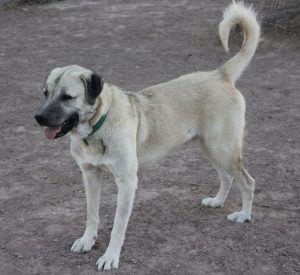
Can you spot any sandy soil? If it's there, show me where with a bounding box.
[0,0,299,274]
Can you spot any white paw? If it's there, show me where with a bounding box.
[227,211,251,223]
[202,197,224,208]
[96,250,120,271]
[71,236,96,253]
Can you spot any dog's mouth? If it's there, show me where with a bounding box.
[44,114,79,140]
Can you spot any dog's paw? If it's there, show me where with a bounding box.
[71,236,96,253]
[96,250,120,271]
[227,211,250,223]
[202,197,224,208]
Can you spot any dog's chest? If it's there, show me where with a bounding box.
[70,137,111,168]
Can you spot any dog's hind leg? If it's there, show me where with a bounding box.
[198,136,233,208]
[199,111,255,222]
[202,165,233,208]
[227,162,255,223]
[201,138,255,223]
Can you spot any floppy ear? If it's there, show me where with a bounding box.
[81,73,104,105]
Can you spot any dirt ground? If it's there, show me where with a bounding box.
[0,0,299,274]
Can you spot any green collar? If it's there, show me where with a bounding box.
[83,113,107,145]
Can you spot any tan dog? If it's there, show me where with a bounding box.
[35,1,260,271]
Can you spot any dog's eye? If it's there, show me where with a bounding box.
[61,94,75,101]
[44,90,49,98]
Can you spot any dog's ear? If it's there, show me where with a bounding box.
[80,73,104,105]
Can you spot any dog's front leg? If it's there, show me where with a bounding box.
[96,161,137,271]
[71,166,103,253]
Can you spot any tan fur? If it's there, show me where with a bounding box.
[43,2,260,271]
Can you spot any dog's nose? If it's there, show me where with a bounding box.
[35,114,47,126]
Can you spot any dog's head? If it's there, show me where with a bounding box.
[35,65,103,139]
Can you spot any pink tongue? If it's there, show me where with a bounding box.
[44,127,62,140]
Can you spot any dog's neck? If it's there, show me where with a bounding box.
[89,83,113,126]
[71,84,113,140]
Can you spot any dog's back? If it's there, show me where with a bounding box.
[134,2,260,166]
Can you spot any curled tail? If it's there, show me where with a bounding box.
[219,1,260,83]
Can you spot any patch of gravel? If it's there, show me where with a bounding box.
[0,0,63,9]
[247,0,300,33]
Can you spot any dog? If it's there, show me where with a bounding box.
[35,1,260,271]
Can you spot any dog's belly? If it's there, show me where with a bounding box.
[137,147,169,166]
[137,127,198,166]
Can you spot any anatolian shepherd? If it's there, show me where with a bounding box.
[35,1,260,271]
